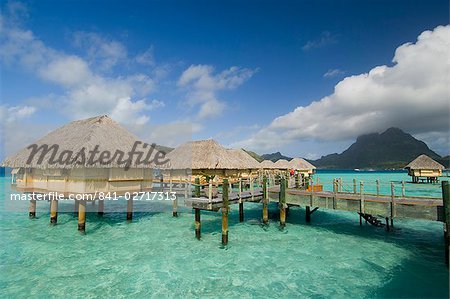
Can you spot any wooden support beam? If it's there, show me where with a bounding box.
[194,177,200,198]
[74,199,79,215]
[98,199,104,216]
[50,199,58,224]
[78,200,86,232]
[194,208,201,239]
[359,182,364,226]
[262,175,269,224]
[402,181,406,197]
[238,178,243,222]
[306,206,311,223]
[390,182,395,228]
[376,180,380,197]
[295,173,299,188]
[29,197,36,219]
[442,181,449,266]
[279,177,286,228]
[332,179,337,209]
[222,178,229,245]
[171,174,178,217]
[353,179,357,194]
[126,198,133,221]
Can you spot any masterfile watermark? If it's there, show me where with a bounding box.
[10,191,178,201]
[26,141,169,170]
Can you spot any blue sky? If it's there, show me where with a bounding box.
[1,0,449,159]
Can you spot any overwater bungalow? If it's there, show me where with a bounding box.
[274,159,291,171]
[288,157,316,177]
[1,115,160,229]
[404,154,445,183]
[260,160,277,170]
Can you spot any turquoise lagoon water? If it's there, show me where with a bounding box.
[1,171,449,298]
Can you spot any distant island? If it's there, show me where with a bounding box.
[251,127,449,169]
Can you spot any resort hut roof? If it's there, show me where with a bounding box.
[260,160,277,169]
[289,157,316,170]
[227,149,261,169]
[404,155,445,170]
[1,115,164,169]
[274,159,291,170]
[164,139,250,170]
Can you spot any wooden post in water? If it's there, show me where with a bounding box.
[262,175,269,224]
[127,197,133,221]
[78,200,86,232]
[306,206,311,223]
[194,208,201,239]
[50,199,58,224]
[98,199,104,216]
[359,182,364,226]
[390,182,395,229]
[222,178,230,245]
[353,179,357,194]
[171,174,178,217]
[441,181,449,266]
[401,181,406,197]
[295,173,299,188]
[279,177,286,228]
[339,178,343,192]
[376,180,380,197]
[250,177,254,201]
[194,177,200,198]
[332,179,337,209]
[239,178,244,222]
[29,196,36,219]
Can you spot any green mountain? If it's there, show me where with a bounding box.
[261,152,293,162]
[311,127,442,169]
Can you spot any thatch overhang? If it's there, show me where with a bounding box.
[404,154,445,170]
[289,157,317,171]
[1,115,166,169]
[274,159,291,170]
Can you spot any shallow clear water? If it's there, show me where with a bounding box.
[1,172,449,298]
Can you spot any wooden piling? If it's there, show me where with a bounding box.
[171,174,178,217]
[239,178,244,222]
[332,179,337,209]
[359,182,364,226]
[127,198,133,221]
[98,199,104,216]
[306,206,311,223]
[279,176,286,228]
[353,179,357,194]
[222,178,229,245]
[295,173,299,188]
[339,178,343,192]
[376,180,380,197]
[194,208,201,239]
[401,181,406,197]
[50,199,58,224]
[78,200,86,232]
[194,177,200,197]
[442,181,449,265]
[262,175,269,224]
[390,182,395,228]
[29,197,36,219]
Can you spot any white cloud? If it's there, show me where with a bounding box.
[72,31,128,72]
[0,104,36,123]
[235,25,450,154]
[0,5,161,125]
[135,46,155,66]
[323,68,345,78]
[178,64,256,119]
[302,31,337,51]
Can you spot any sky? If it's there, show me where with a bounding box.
[0,0,449,160]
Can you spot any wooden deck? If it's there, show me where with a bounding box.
[185,186,444,222]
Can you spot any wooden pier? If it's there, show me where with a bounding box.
[185,176,449,264]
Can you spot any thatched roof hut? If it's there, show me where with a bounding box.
[289,157,316,171]
[274,159,291,170]
[2,115,167,169]
[163,139,256,177]
[227,149,261,170]
[260,160,277,169]
[404,154,445,183]
[2,115,158,194]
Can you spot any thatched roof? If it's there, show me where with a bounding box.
[227,149,261,169]
[274,159,291,169]
[404,154,445,170]
[289,157,316,170]
[260,160,277,169]
[1,115,165,169]
[163,139,254,170]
